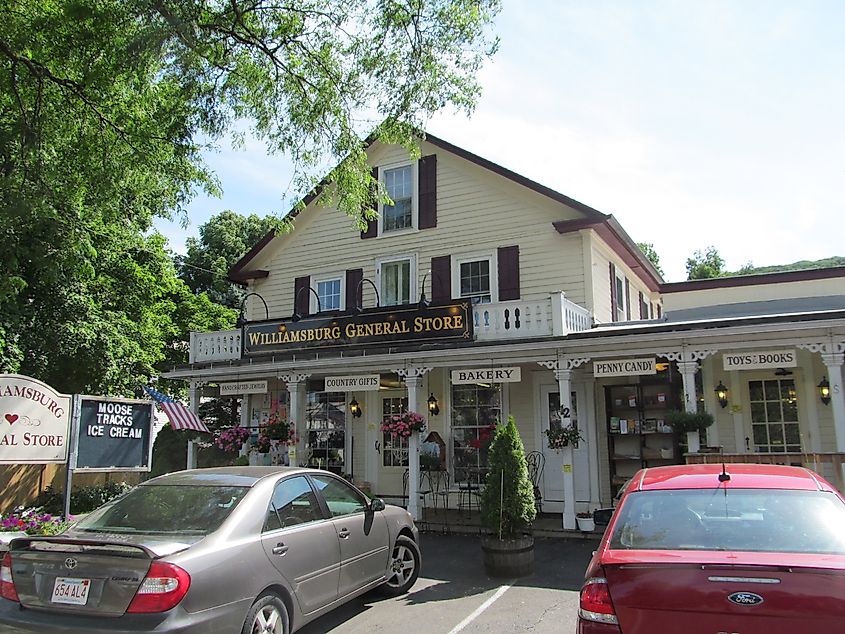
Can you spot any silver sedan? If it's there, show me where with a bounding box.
[0,467,421,633]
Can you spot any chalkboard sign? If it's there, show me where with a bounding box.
[76,397,153,471]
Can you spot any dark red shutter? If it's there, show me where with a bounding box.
[346,268,363,311]
[430,255,451,302]
[497,245,520,301]
[418,155,437,229]
[624,278,631,320]
[294,276,311,317]
[638,291,645,319]
[361,166,378,239]
[609,263,617,321]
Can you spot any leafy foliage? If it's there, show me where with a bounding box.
[178,211,282,308]
[479,416,536,539]
[0,0,500,395]
[637,242,664,276]
[686,246,726,280]
[666,410,714,434]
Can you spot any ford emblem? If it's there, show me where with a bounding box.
[64,557,78,570]
[727,591,764,606]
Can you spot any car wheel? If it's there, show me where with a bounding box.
[242,593,289,634]
[381,535,420,596]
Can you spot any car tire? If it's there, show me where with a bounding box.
[242,593,289,634]
[380,535,420,596]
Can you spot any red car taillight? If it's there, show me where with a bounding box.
[579,577,618,626]
[0,553,19,602]
[126,561,190,613]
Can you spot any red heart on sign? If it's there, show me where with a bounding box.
[4,414,18,425]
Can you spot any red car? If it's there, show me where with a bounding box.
[578,463,845,634]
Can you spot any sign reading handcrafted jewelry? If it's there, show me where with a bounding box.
[219,380,268,396]
[0,374,70,464]
[243,302,472,355]
[593,357,656,378]
[722,349,797,371]
[76,397,153,471]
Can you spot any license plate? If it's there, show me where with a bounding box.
[51,577,91,605]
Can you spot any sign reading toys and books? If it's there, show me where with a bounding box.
[75,397,153,471]
[722,349,797,371]
[0,374,71,464]
[243,302,472,355]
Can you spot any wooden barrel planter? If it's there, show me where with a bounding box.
[481,534,534,577]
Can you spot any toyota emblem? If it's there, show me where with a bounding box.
[64,557,78,570]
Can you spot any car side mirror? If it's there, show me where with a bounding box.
[592,508,614,527]
[369,498,386,512]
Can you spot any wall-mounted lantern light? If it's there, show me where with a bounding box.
[292,286,321,322]
[818,377,831,406]
[714,380,729,408]
[236,292,270,328]
[427,393,440,416]
[349,396,362,418]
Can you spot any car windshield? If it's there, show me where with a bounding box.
[75,484,249,536]
[609,488,845,554]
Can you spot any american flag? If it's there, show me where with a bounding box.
[143,386,210,433]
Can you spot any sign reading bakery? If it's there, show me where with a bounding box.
[451,367,522,384]
[722,349,797,371]
[0,374,71,463]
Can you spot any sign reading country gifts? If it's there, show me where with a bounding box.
[243,302,472,355]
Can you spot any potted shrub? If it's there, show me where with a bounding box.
[666,410,714,453]
[479,416,537,577]
[576,511,595,532]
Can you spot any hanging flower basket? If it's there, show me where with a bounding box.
[544,423,583,451]
[380,411,426,439]
[214,426,251,453]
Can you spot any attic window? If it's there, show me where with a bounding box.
[382,165,414,232]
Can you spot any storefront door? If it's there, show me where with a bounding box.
[378,393,409,503]
[540,386,589,512]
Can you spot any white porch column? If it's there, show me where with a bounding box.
[677,360,701,453]
[555,368,577,531]
[395,365,432,521]
[187,380,200,469]
[822,352,845,453]
[282,373,310,466]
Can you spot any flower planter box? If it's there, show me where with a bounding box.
[481,534,534,577]
[576,517,595,532]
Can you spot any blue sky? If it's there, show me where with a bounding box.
[157,1,845,282]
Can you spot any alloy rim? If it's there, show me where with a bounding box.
[386,544,416,588]
[253,604,282,634]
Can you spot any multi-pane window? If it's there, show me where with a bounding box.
[381,259,411,306]
[615,276,626,321]
[749,379,800,453]
[316,278,342,312]
[452,383,502,484]
[383,396,410,467]
[459,260,491,304]
[304,391,346,473]
[383,165,413,232]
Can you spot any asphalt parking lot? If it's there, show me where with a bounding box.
[299,533,598,634]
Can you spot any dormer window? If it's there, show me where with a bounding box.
[382,164,414,233]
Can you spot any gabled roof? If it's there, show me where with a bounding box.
[553,216,664,291]
[228,131,628,282]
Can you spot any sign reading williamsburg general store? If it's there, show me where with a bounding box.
[243,302,472,355]
[0,374,71,463]
[593,357,657,378]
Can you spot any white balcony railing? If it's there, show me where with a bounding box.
[473,292,592,341]
[190,329,241,363]
[188,293,593,362]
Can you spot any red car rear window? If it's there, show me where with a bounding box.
[608,489,845,554]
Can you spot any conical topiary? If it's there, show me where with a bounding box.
[479,416,537,539]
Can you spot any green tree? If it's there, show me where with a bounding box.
[686,246,726,280]
[479,416,536,539]
[637,242,664,276]
[178,211,281,308]
[1,0,499,394]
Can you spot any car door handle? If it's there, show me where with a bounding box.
[338,528,350,539]
[271,543,288,556]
